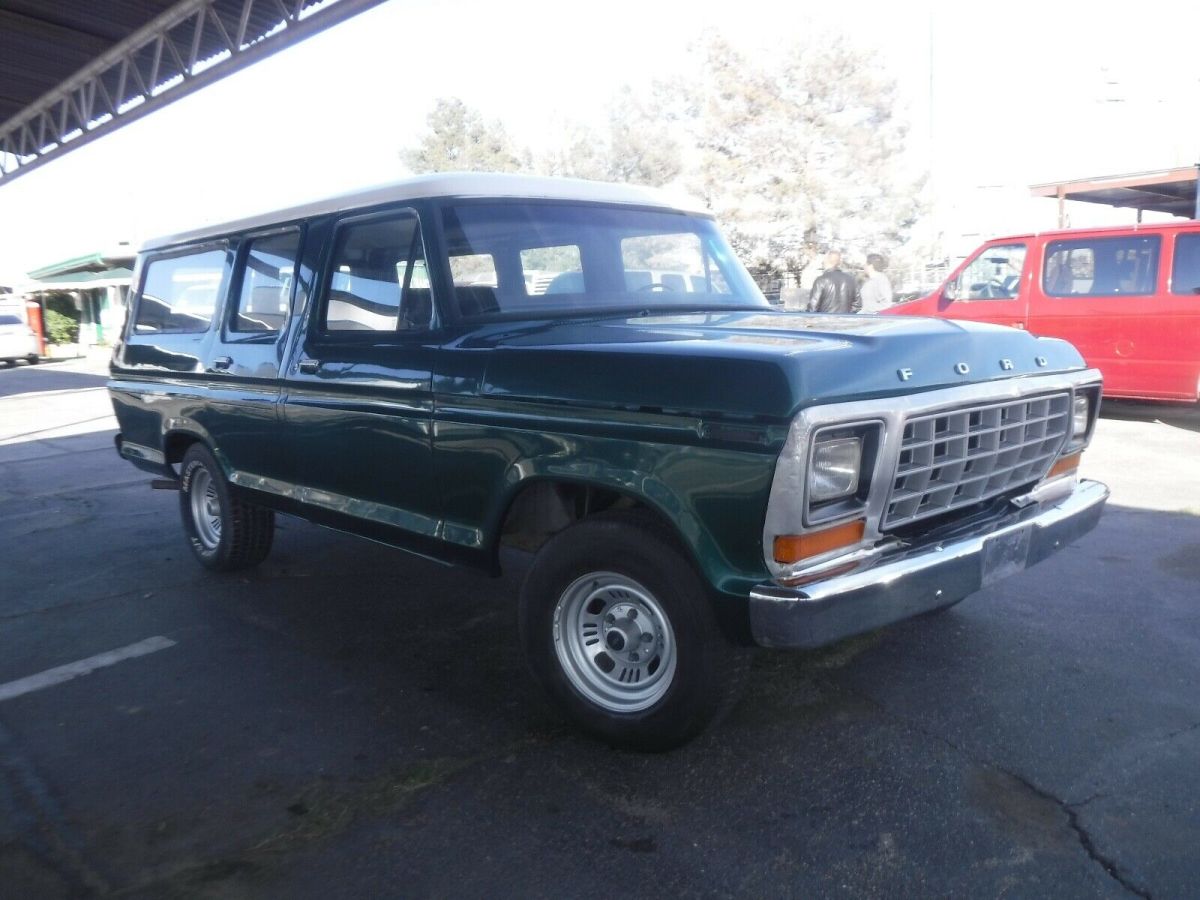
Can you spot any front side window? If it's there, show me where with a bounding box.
[1171,233,1200,296]
[323,212,431,333]
[134,248,226,334]
[1043,235,1160,298]
[440,202,766,320]
[951,243,1026,300]
[232,230,299,333]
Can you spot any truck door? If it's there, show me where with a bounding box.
[280,208,441,539]
[200,228,301,481]
[930,242,1030,331]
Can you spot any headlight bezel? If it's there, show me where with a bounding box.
[1063,384,1100,454]
[804,422,883,526]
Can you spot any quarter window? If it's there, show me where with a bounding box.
[952,244,1026,300]
[323,212,431,333]
[232,231,299,333]
[1171,233,1200,296]
[134,248,226,334]
[1043,236,1160,297]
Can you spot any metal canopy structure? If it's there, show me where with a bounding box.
[0,0,386,184]
[1030,165,1200,226]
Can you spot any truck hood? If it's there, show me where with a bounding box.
[457,309,1087,421]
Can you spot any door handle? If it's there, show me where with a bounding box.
[212,356,233,370]
[297,359,321,374]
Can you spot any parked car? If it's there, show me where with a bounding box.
[108,174,1108,749]
[885,222,1200,403]
[0,308,39,366]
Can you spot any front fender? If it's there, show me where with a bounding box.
[476,432,777,599]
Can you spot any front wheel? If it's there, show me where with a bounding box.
[519,511,748,751]
[179,444,274,571]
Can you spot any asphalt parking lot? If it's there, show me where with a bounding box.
[1,355,1197,899]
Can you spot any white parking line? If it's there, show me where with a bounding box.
[0,636,177,703]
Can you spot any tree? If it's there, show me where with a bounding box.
[398,34,926,282]
[401,98,530,174]
[535,87,682,188]
[402,92,683,188]
[673,35,926,280]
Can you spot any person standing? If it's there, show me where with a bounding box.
[807,251,861,314]
[860,253,894,313]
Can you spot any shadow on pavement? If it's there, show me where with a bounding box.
[0,362,110,398]
[2,425,1199,898]
[1101,398,1200,433]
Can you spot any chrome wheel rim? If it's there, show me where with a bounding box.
[189,466,222,551]
[553,572,677,713]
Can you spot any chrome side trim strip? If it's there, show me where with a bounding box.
[119,440,165,465]
[228,470,484,548]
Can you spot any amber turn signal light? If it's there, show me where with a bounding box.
[774,518,866,564]
[1048,452,1081,480]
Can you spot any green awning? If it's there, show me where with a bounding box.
[28,267,133,290]
[26,253,109,281]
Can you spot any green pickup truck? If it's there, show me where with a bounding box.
[109,174,1107,749]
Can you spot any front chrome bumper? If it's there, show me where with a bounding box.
[748,478,1109,649]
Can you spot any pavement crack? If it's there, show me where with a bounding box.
[0,719,111,896]
[1001,768,1151,900]
[0,578,202,622]
[828,678,1152,899]
[1156,720,1200,744]
[1066,791,1106,809]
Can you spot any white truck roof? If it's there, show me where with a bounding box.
[142,173,709,252]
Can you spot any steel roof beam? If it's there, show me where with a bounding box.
[0,0,386,185]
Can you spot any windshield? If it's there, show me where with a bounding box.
[440,202,768,320]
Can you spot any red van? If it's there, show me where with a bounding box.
[885,222,1200,402]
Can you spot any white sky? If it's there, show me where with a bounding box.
[1,0,1198,281]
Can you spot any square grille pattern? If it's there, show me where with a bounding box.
[883,393,1071,530]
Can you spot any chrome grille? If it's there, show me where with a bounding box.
[883,393,1072,530]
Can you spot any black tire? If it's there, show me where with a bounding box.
[26,355,38,365]
[519,510,749,751]
[179,443,274,571]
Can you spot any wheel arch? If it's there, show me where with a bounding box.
[489,468,755,643]
[161,424,227,477]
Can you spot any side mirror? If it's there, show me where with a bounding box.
[942,279,959,304]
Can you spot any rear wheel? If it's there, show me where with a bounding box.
[179,444,274,571]
[25,354,38,365]
[519,511,748,751]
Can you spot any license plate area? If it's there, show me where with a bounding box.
[981,524,1033,587]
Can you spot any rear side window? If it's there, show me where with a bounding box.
[134,248,227,334]
[0,314,23,325]
[1171,233,1200,296]
[323,212,431,333]
[232,231,299,333]
[1043,236,1160,297]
